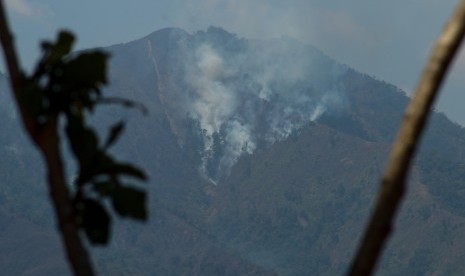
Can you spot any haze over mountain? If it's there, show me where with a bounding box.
[2,27,465,275]
[138,27,348,183]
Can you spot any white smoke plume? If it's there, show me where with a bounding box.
[218,120,256,175]
[175,28,348,182]
[189,44,236,137]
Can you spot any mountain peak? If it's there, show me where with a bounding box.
[202,26,238,40]
[130,26,349,183]
[144,26,190,41]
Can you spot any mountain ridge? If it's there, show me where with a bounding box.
[2,27,465,275]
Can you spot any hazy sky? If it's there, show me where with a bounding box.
[3,0,465,125]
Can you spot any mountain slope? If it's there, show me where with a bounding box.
[2,27,465,275]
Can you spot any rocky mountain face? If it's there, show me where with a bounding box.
[2,27,465,275]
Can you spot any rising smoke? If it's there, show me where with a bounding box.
[165,28,348,183]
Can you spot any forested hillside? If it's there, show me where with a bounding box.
[2,27,465,275]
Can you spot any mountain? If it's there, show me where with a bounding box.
[2,27,465,275]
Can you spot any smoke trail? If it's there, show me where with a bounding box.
[185,42,237,179]
[310,104,326,122]
[176,28,348,182]
[189,44,236,137]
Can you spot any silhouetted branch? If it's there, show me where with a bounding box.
[0,1,95,275]
[97,97,149,115]
[348,1,465,275]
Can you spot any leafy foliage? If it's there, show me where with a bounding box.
[20,31,147,245]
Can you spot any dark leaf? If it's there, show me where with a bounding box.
[90,155,147,181]
[111,186,147,220]
[104,120,125,149]
[63,51,108,90]
[93,181,115,196]
[110,163,147,181]
[65,116,99,169]
[43,31,75,65]
[79,199,111,245]
[97,97,148,115]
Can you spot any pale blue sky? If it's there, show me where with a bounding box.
[3,0,465,125]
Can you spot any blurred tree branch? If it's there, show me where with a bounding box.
[0,1,95,275]
[348,1,465,275]
[1,0,147,275]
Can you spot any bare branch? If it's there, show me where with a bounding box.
[348,1,465,275]
[0,1,95,275]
